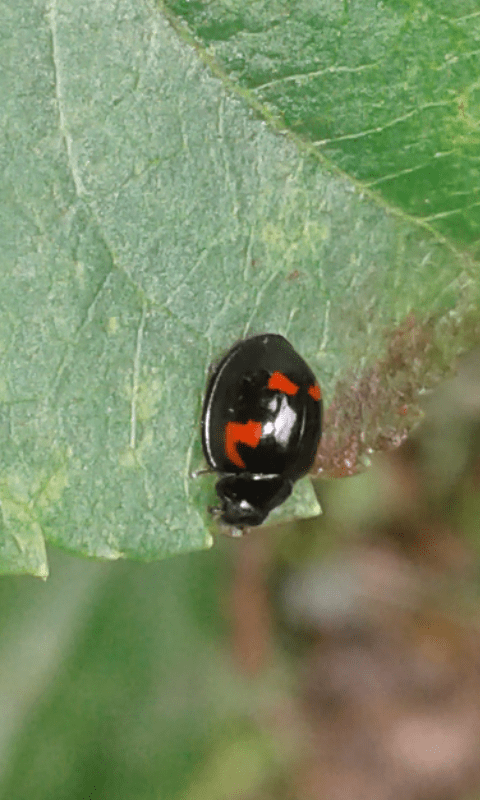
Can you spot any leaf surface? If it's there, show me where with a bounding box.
[0,0,476,573]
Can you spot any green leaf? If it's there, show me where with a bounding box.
[0,0,477,573]
[165,0,480,251]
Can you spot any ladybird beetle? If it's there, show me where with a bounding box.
[201,333,322,529]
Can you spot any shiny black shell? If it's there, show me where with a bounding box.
[201,333,322,529]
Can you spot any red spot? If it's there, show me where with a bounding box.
[268,371,299,396]
[308,383,321,401]
[225,420,262,469]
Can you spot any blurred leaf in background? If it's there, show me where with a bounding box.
[0,547,235,800]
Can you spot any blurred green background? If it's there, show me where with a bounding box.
[0,546,238,800]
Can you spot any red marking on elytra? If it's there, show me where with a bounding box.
[308,383,321,401]
[268,371,299,396]
[225,420,262,469]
